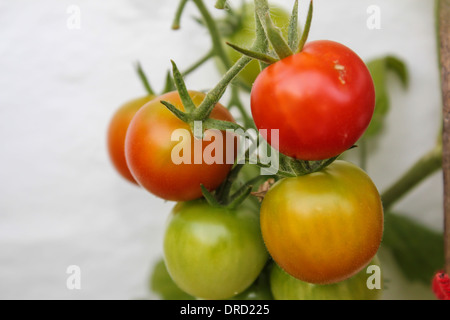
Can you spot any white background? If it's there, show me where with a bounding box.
[0,0,444,299]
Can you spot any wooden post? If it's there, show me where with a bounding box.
[438,0,450,275]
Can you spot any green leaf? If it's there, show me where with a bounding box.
[364,55,409,138]
[385,56,409,88]
[149,259,196,300]
[382,212,444,284]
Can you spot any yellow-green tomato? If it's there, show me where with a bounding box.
[163,200,269,300]
[260,160,384,285]
[221,3,293,87]
[270,256,383,300]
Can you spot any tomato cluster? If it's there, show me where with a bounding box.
[106,1,384,300]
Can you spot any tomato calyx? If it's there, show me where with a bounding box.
[159,60,245,139]
[200,163,267,210]
[271,152,341,179]
[214,0,228,10]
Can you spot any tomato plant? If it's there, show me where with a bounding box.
[270,256,383,300]
[163,199,268,300]
[251,40,375,161]
[125,90,236,201]
[260,160,384,284]
[107,95,155,184]
[106,0,448,301]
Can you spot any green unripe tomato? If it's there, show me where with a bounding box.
[270,256,383,300]
[220,3,293,87]
[163,199,269,300]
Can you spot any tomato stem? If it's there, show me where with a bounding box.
[193,55,253,120]
[192,0,231,70]
[381,144,442,211]
[181,50,215,78]
[172,0,189,30]
[359,138,368,171]
[228,85,255,130]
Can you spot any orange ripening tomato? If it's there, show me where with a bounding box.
[107,95,155,184]
[260,160,384,285]
[125,90,237,202]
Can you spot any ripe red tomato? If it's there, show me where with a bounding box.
[251,40,375,161]
[260,160,384,284]
[125,90,236,201]
[107,95,155,184]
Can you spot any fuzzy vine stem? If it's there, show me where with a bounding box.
[229,85,255,129]
[181,50,215,77]
[172,0,189,30]
[381,143,443,212]
[192,0,231,70]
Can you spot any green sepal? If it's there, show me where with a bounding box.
[288,0,300,52]
[297,0,313,53]
[135,61,155,96]
[159,100,190,123]
[170,60,196,113]
[276,153,340,178]
[225,42,278,64]
[203,118,246,132]
[254,7,270,71]
[226,184,253,209]
[163,70,175,93]
[261,12,293,59]
[200,184,222,208]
